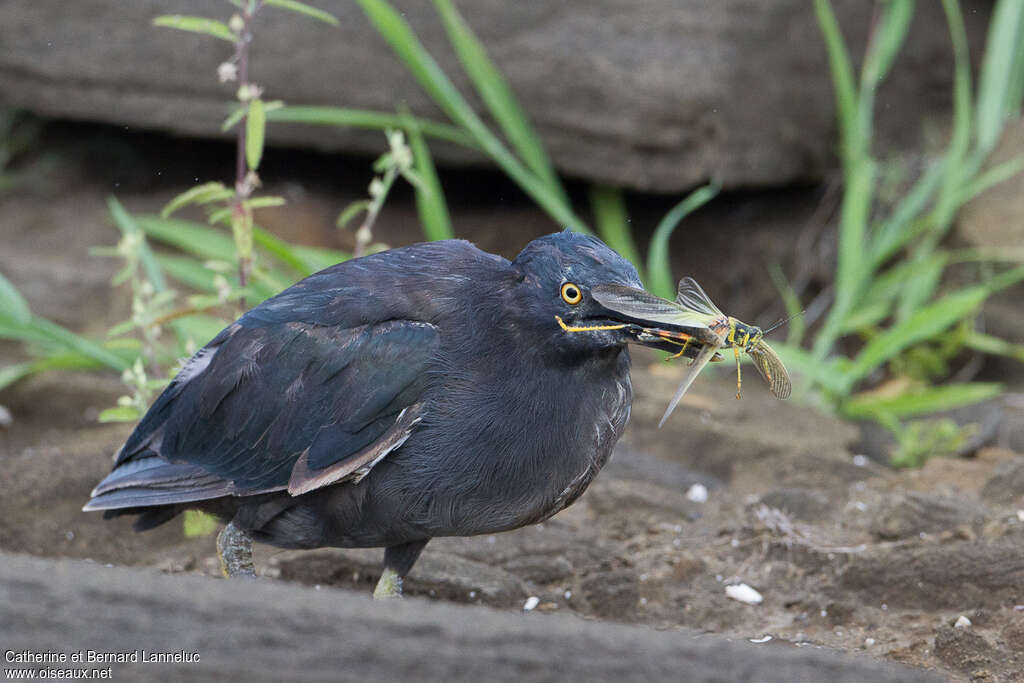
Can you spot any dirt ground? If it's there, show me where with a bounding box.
[3,123,1024,681]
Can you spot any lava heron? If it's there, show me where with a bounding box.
[84,231,704,598]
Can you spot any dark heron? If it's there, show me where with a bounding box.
[84,231,705,598]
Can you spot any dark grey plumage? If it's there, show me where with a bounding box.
[84,231,697,592]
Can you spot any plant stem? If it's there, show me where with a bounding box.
[232,1,261,295]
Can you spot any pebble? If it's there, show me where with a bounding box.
[725,583,763,605]
[954,615,972,629]
[749,635,772,644]
[864,637,875,647]
[686,483,708,503]
[523,596,539,611]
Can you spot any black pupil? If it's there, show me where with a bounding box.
[565,286,579,300]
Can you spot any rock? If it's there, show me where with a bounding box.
[501,553,574,586]
[579,568,640,619]
[0,0,991,192]
[838,536,1024,610]
[933,625,995,676]
[0,552,945,682]
[868,491,989,540]
[275,547,528,607]
[958,119,1024,249]
[980,456,1024,507]
[758,488,832,522]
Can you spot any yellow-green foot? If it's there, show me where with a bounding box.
[373,567,402,599]
[217,520,256,578]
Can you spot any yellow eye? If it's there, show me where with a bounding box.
[560,282,583,304]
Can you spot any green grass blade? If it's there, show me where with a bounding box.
[0,353,107,392]
[26,316,129,371]
[772,343,847,396]
[856,0,914,144]
[965,331,1024,362]
[848,265,1024,381]
[137,216,237,262]
[174,314,231,348]
[107,197,169,293]
[894,253,944,322]
[588,185,640,273]
[0,270,31,324]
[867,0,915,86]
[152,15,236,42]
[290,245,349,272]
[951,156,1024,206]
[870,158,946,267]
[974,0,1024,158]
[843,382,1003,419]
[355,0,591,232]
[269,106,476,148]
[767,264,806,346]
[399,107,454,241]
[252,226,313,276]
[263,0,339,25]
[432,0,568,206]
[246,99,266,171]
[934,0,973,231]
[814,0,858,160]
[153,254,220,293]
[646,183,720,299]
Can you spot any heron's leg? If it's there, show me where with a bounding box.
[373,539,429,600]
[217,520,256,578]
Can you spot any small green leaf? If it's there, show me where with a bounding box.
[98,406,142,423]
[207,206,233,226]
[152,15,237,42]
[161,182,232,218]
[337,200,371,228]
[222,106,247,133]
[244,196,286,210]
[246,98,266,171]
[108,197,169,293]
[263,0,339,25]
[0,270,31,324]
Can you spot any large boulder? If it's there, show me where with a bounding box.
[0,0,989,192]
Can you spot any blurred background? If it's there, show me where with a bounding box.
[2,1,1024,679]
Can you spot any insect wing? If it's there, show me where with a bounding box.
[676,277,724,317]
[658,342,720,427]
[748,343,792,399]
[591,284,714,330]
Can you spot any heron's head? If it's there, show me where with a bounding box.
[509,231,703,360]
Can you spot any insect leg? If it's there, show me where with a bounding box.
[734,347,742,400]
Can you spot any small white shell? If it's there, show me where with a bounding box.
[725,583,763,605]
[686,483,709,503]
